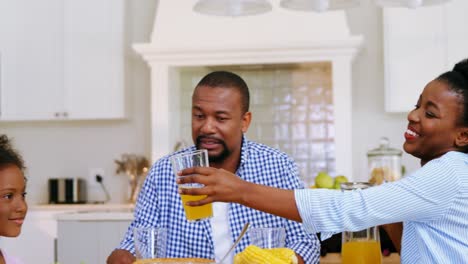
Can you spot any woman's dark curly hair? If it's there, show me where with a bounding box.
[437,58,468,127]
[437,58,468,153]
[0,135,26,171]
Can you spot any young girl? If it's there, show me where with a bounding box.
[0,135,27,264]
[177,58,468,263]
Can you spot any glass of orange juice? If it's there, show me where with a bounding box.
[340,182,382,264]
[171,149,213,222]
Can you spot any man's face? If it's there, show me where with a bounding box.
[192,85,251,164]
[0,164,27,237]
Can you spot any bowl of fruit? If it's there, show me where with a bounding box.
[311,171,348,190]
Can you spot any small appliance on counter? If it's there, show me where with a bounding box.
[48,178,87,204]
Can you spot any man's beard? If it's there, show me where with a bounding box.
[196,136,231,163]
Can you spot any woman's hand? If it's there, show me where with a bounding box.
[177,166,303,222]
[177,167,246,205]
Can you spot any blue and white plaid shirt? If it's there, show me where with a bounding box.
[119,137,320,263]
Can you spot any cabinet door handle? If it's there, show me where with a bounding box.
[63,112,68,118]
[54,238,58,263]
[55,112,60,117]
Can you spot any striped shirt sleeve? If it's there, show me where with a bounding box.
[294,153,461,235]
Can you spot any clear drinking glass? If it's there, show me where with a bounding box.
[340,182,382,264]
[170,149,213,221]
[134,227,167,259]
[249,227,286,249]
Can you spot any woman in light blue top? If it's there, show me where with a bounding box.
[178,58,468,263]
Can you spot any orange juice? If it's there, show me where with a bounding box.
[180,193,213,221]
[341,240,382,264]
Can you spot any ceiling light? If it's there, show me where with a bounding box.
[280,0,361,12]
[193,0,273,17]
[375,0,451,8]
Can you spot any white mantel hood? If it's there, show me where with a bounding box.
[146,0,357,51]
[133,0,363,180]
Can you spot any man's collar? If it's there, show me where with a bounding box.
[239,134,249,167]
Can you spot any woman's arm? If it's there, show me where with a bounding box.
[177,167,303,222]
[242,180,302,222]
[180,159,459,235]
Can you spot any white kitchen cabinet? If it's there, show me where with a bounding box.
[0,0,65,120]
[62,0,125,120]
[57,212,132,264]
[0,204,133,264]
[0,210,70,264]
[0,0,125,121]
[383,0,468,113]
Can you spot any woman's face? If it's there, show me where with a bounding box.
[404,80,466,165]
[0,164,27,237]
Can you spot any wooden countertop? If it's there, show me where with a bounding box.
[320,253,400,264]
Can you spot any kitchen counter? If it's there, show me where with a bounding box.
[57,210,134,221]
[0,203,133,264]
[56,208,133,264]
[30,203,134,212]
[28,203,136,221]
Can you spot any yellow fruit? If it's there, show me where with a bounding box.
[314,172,334,189]
[333,175,348,189]
[265,248,298,264]
[234,245,297,264]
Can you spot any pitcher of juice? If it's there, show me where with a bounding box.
[341,182,382,264]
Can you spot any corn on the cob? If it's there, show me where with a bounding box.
[265,248,298,264]
[233,245,298,264]
[234,245,285,264]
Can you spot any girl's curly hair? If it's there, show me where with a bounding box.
[0,135,26,171]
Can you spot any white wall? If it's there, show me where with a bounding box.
[1,0,422,205]
[346,0,420,181]
[0,0,157,204]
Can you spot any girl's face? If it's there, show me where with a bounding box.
[404,80,467,165]
[0,164,27,237]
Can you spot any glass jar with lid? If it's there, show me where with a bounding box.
[367,137,402,185]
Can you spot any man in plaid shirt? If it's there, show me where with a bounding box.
[107,71,320,264]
